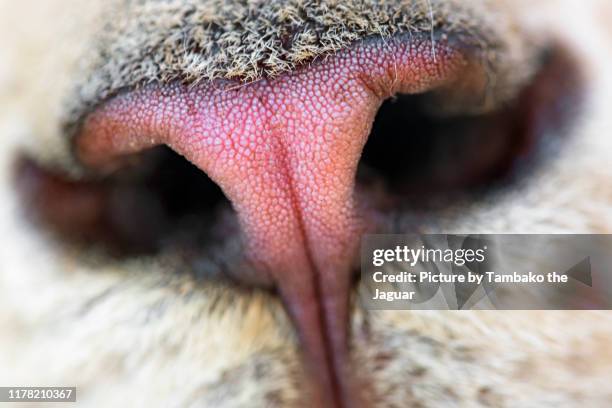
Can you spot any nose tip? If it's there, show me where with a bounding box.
[173,65,379,407]
[80,74,378,408]
[75,35,468,407]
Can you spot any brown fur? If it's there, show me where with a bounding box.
[65,0,533,130]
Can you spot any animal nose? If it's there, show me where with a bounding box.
[75,36,470,407]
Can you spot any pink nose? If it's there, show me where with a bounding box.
[76,36,468,407]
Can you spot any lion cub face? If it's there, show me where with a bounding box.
[1,0,611,406]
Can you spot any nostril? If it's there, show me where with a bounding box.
[359,45,585,212]
[358,92,520,197]
[359,94,441,188]
[142,146,227,219]
[14,146,231,256]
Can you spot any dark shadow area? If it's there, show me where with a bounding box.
[14,146,230,256]
[359,46,585,205]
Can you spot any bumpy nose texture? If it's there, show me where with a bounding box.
[77,36,467,407]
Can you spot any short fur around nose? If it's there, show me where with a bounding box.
[76,36,468,407]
